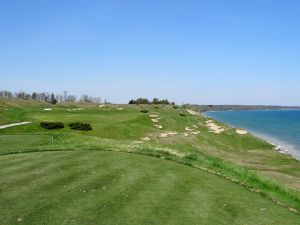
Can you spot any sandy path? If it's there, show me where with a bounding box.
[0,122,32,130]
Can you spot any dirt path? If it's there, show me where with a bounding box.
[0,122,32,130]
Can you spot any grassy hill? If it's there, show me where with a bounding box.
[0,98,300,224]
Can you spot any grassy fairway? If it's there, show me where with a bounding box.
[0,150,299,225]
[0,99,300,224]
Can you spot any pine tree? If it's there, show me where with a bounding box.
[50,93,57,105]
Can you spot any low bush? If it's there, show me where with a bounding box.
[40,122,64,130]
[179,113,187,117]
[173,106,178,109]
[140,110,149,113]
[69,122,92,131]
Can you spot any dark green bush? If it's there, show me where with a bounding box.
[69,122,92,131]
[140,110,149,113]
[173,106,178,109]
[40,122,64,130]
[179,113,187,117]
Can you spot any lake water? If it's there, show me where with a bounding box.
[204,110,300,159]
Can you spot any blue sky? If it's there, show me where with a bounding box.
[0,0,299,105]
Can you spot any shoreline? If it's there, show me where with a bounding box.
[202,112,300,161]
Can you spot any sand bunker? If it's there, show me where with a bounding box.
[98,105,106,108]
[141,137,151,141]
[206,122,224,134]
[190,131,200,135]
[186,109,199,115]
[116,107,123,110]
[183,133,189,137]
[149,115,159,118]
[43,108,52,111]
[159,131,178,138]
[236,129,248,135]
[185,127,194,131]
[154,124,163,129]
[192,125,198,128]
[151,119,159,123]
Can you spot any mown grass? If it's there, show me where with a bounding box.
[0,99,300,223]
[0,150,299,225]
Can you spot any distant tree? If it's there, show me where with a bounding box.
[31,92,37,100]
[63,90,68,102]
[50,93,57,104]
[67,95,77,102]
[152,98,159,104]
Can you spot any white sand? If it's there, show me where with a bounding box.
[98,105,106,108]
[43,108,52,111]
[206,122,224,134]
[186,109,199,115]
[159,131,178,138]
[185,127,194,131]
[116,107,123,110]
[149,114,159,118]
[151,119,159,123]
[141,137,151,141]
[190,131,200,135]
[154,124,163,129]
[236,129,248,135]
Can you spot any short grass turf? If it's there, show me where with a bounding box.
[0,150,299,225]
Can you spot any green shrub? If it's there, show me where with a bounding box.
[140,110,149,113]
[173,106,178,109]
[40,122,64,130]
[179,113,186,117]
[69,122,92,131]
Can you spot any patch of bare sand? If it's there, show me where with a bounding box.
[185,127,194,131]
[236,129,248,135]
[206,122,224,134]
[186,109,199,115]
[151,119,159,123]
[159,131,178,138]
[141,137,151,141]
[154,124,163,129]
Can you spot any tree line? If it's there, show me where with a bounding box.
[0,90,104,105]
[129,98,175,105]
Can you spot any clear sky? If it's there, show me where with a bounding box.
[0,0,299,105]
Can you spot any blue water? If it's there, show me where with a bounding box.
[205,110,300,159]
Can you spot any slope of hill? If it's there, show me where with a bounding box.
[0,99,299,224]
